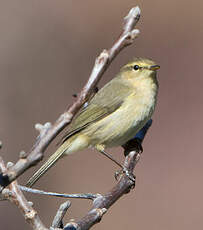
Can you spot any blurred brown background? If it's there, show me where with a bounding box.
[0,0,202,229]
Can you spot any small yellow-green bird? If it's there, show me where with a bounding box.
[26,58,160,187]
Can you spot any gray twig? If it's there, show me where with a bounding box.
[19,185,99,200]
[51,201,71,229]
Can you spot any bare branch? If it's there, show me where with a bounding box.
[0,6,141,191]
[0,157,47,230]
[123,7,141,34]
[19,185,100,200]
[64,151,141,230]
[35,122,52,138]
[51,201,71,229]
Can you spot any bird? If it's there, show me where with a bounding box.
[26,58,160,187]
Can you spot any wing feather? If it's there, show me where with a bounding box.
[61,77,133,143]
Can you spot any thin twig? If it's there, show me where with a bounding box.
[51,201,71,229]
[0,6,141,191]
[19,185,99,200]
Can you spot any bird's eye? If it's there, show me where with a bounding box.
[133,65,140,70]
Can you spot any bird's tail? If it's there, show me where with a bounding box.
[26,140,71,187]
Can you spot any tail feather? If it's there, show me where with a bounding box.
[26,141,70,187]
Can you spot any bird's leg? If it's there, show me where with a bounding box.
[96,147,123,169]
[95,144,135,182]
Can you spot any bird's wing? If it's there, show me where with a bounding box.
[61,78,133,143]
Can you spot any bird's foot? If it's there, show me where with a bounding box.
[115,167,135,185]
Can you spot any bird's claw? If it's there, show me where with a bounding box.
[114,167,135,185]
[114,170,122,181]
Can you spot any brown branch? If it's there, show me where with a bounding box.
[1,149,142,230]
[0,6,140,191]
[64,151,140,230]
[0,157,48,230]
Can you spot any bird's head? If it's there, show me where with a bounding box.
[120,58,160,83]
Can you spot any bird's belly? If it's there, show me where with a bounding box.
[83,95,156,148]
[102,106,153,147]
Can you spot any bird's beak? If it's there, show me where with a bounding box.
[149,65,160,71]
